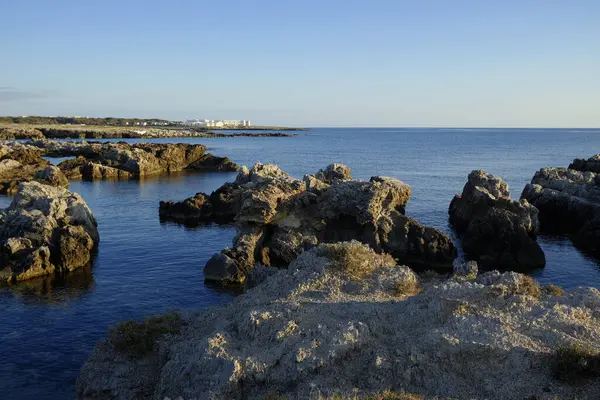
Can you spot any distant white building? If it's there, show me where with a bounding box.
[184,119,251,128]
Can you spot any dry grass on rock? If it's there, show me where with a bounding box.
[108,311,184,358]
[316,240,395,280]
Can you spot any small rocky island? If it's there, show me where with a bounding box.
[0,182,99,283]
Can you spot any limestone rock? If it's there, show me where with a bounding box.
[0,142,52,194]
[0,182,99,283]
[521,158,600,256]
[450,170,545,271]
[77,242,600,400]
[159,163,455,285]
[29,140,239,178]
[34,166,70,188]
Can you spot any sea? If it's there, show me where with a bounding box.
[1,127,599,399]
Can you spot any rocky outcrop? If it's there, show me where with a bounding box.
[0,182,99,283]
[77,242,600,400]
[0,126,45,139]
[521,155,600,255]
[449,170,545,271]
[0,142,69,194]
[27,140,239,178]
[160,163,456,284]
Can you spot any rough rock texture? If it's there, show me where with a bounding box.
[0,142,68,194]
[160,163,456,284]
[521,155,600,255]
[27,140,239,178]
[0,126,45,140]
[0,182,99,283]
[77,242,600,400]
[449,170,545,271]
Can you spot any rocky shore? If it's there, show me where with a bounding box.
[0,142,69,194]
[160,163,456,284]
[0,124,296,139]
[521,154,600,256]
[77,241,600,400]
[0,140,238,184]
[449,170,545,271]
[0,182,99,283]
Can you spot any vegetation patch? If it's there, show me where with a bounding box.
[394,277,420,297]
[108,311,184,358]
[544,283,565,296]
[316,241,395,280]
[363,391,424,400]
[514,276,542,298]
[552,343,600,382]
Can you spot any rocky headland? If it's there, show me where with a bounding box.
[521,154,600,255]
[160,163,456,284]
[449,170,545,271]
[77,241,600,400]
[0,181,99,283]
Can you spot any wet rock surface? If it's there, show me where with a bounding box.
[449,170,545,271]
[0,182,99,283]
[521,155,600,255]
[160,163,456,284]
[77,242,600,400]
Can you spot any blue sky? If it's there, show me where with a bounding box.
[2,0,599,127]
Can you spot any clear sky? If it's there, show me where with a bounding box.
[2,0,599,127]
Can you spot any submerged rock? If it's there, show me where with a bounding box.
[521,155,600,255]
[77,242,600,400]
[449,170,545,271]
[0,182,99,283]
[160,163,456,284]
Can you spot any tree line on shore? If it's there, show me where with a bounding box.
[0,116,173,126]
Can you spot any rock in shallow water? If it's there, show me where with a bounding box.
[160,163,456,284]
[521,155,600,256]
[77,242,600,400]
[0,181,99,283]
[449,170,545,271]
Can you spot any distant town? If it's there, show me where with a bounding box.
[0,116,252,128]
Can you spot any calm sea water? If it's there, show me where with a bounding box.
[1,128,599,399]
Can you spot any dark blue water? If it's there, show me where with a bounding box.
[1,128,599,399]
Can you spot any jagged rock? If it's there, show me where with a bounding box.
[453,259,478,280]
[58,156,133,180]
[160,163,456,284]
[0,142,52,194]
[77,242,600,400]
[28,140,239,178]
[0,182,99,283]
[450,170,545,271]
[521,157,600,256]
[34,166,70,188]
[0,126,44,140]
[314,163,352,183]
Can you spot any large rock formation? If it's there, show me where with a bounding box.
[160,163,456,284]
[521,155,600,255]
[0,142,69,194]
[0,182,99,283]
[449,170,545,270]
[77,242,600,400]
[0,126,45,139]
[27,140,239,179]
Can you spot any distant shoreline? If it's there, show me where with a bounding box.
[0,123,300,140]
